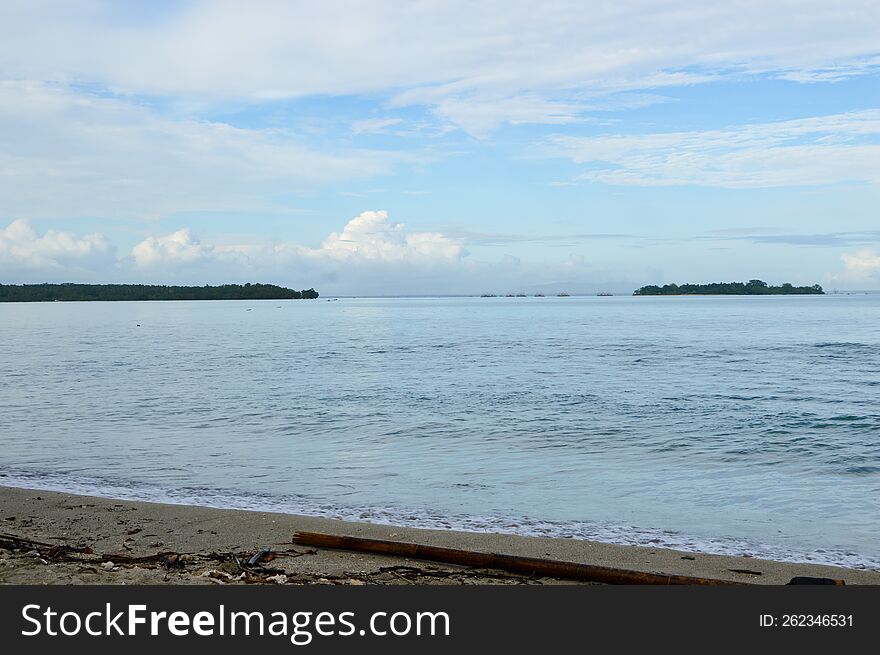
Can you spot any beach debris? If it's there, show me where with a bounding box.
[60,545,92,556]
[246,546,272,567]
[292,531,746,586]
[292,548,318,557]
[787,576,845,585]
[371,565,539,585]
[0,533,56,548]
[235,558,286,576]
[12,529,842,586]
[0,532,317,584]
[728,568,763,576]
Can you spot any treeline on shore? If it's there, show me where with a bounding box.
[0,283,319,302]
[633,280,824,296]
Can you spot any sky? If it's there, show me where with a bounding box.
[1,0,879,295]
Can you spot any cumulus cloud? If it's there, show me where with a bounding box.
[3,211,606,294]
[131,229,214,268]
[130,211,466,274]
[824,249,880,288]
[123,211,467,289]
[0,214,649,294]
[840,250,880,278]
[0,219,115,280]
[548,110,880,188]
[312,211,465,262]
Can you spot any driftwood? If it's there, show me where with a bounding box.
[787,576,845,586]
[0,533,57,549]
[291,531,745,585]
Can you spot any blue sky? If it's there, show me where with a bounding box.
[1,1,879,294]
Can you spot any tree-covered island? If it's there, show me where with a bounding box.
[633,280,823,296]
[0,283,319,302]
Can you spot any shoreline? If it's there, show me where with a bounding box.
[6,471,873,570]
[2,486,878,585]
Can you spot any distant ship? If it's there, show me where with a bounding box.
[597,292,613,297]
[557,291,570,297]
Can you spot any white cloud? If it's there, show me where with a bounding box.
[1,1,878,134]
[841,249,880,278]
[4,211,580,294]
[826,248,880,288]
[548,110,880,187]
[428,95,588,138]
[130,210,466,273]
[350,118,403,135]
[776,56,880,83]
[131,229,214,267]
[0,81,402,221]
[1,214,652,294]
[310,210,465,263]
[0,219,115,280]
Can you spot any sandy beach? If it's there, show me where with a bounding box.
[1,485,877,585]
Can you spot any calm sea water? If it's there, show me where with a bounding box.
[1,295,878,568]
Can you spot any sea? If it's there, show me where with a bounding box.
[1,294,878,569]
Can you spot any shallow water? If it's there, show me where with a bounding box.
[1,295,878,568]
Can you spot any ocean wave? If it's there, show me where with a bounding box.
[2,469,878,572]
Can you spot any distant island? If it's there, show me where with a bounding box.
[633,280,824,296]
[0,283,319,302]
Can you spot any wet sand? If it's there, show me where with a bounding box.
[1,486,878,585]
